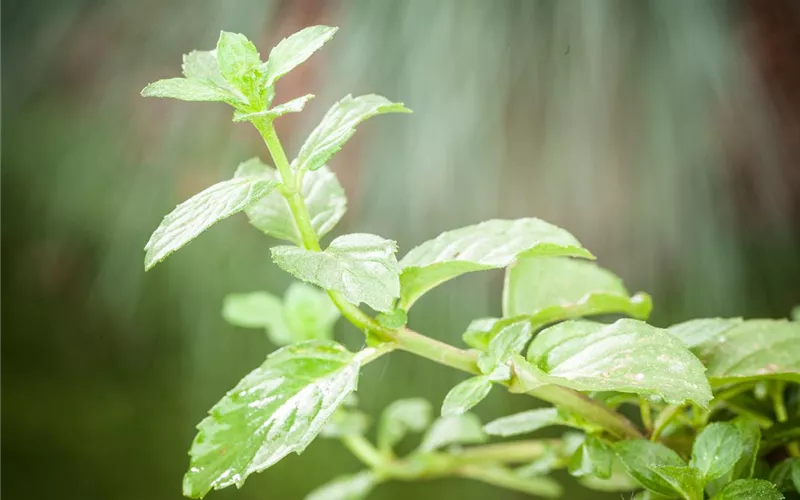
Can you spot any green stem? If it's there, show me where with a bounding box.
[651,404,684,442]
[448,440,557,465]
[255,119,643,442]
[771,381,788,423]
[456,465,562,497]
[342,434,385,470]
[640,397,653,432]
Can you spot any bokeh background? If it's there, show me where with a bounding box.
[3,1,800,499]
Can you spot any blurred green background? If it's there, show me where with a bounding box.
[3,0,800,499]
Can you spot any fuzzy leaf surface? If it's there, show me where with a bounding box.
[503,256,652,320]
[670,318,800,384]
[399,219,593,309]
[296,94,410,172]
[144,176,277,270]
[441,376,492,417]
[264,26,338,86]
[183,341,364,498]
[527,319,712,406]
[271,233,399,312]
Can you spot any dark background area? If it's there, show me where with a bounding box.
[3,1,800,499]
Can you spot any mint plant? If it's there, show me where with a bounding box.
[142,26,800,500]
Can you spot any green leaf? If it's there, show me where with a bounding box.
[569,435,614,479]
[141,78,245,105]
[462,317,501,350]
[503,256,652,320]
[690,422,746,482]
[515,446,561,477]
[615,440,687,497]
[182,340,365,498]
[670,319,800,384]
[222,284,338,345]
[182,50,225,83]
[233,94,315,122]
[580,457,642,493]
[441,376,492,417]
[710,479,784,500]
[399,219,594,310]
[272,233,400,312]
[793,460,800,494]
[222,291,293,345]
[144,176,278,270]
[706,418,762,496]
[526,319,712,407]
[283,283,340,341]
[650,466,704,500]
[375,308,408,329]
[296,94,411,172]
[234,158,347,245]
[418,413,487,452]
[321,409,371,438]
[305,470,376,500]
[377,398,432,452]
[483,408,563,437]
[668,318,743,349]
[478,320,533,376]
[216,31,260,89]
[264,26,338,87]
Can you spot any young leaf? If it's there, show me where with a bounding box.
[615,440,687,497]
[477,320,533,376]
[144,176,278,270]
[503,256,652,320]
[526,319,712,407]
[690,422,746,482]
[650,466,704,500]
[183,341,365,498]
[216,31,261,89]
[706,418,762,496]
[321,409,371,438]
[271,233,400,312]
[222,291,294,345]
[579,457,642,493]
[141,78,245,105]
[182,50,225,83]
[515,446,561,477]
[710,479,784,500]
[295,94,411,172]
[264,26,338,87]
[234,158,347,245]
[283,283,340,341]
[441,376,492,417]
[569,435,614,479]
[233,94,315,122]
[483,408,563,437]
[398,218,594,310]
[305,470,376,500]
[375,308,408,329]
[418,413,487,452]
[377,398,432,452]
[670,319,800,384]
[462,317,501,350]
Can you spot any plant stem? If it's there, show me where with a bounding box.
[640,397,653,432]
[255,120,643,442]
[456,465,562,497]
[448,440,557,465]
[651,404,684,442]
[342,434,385,469]
[771,381,788,423]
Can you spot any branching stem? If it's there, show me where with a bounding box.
[255,118,644,442]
